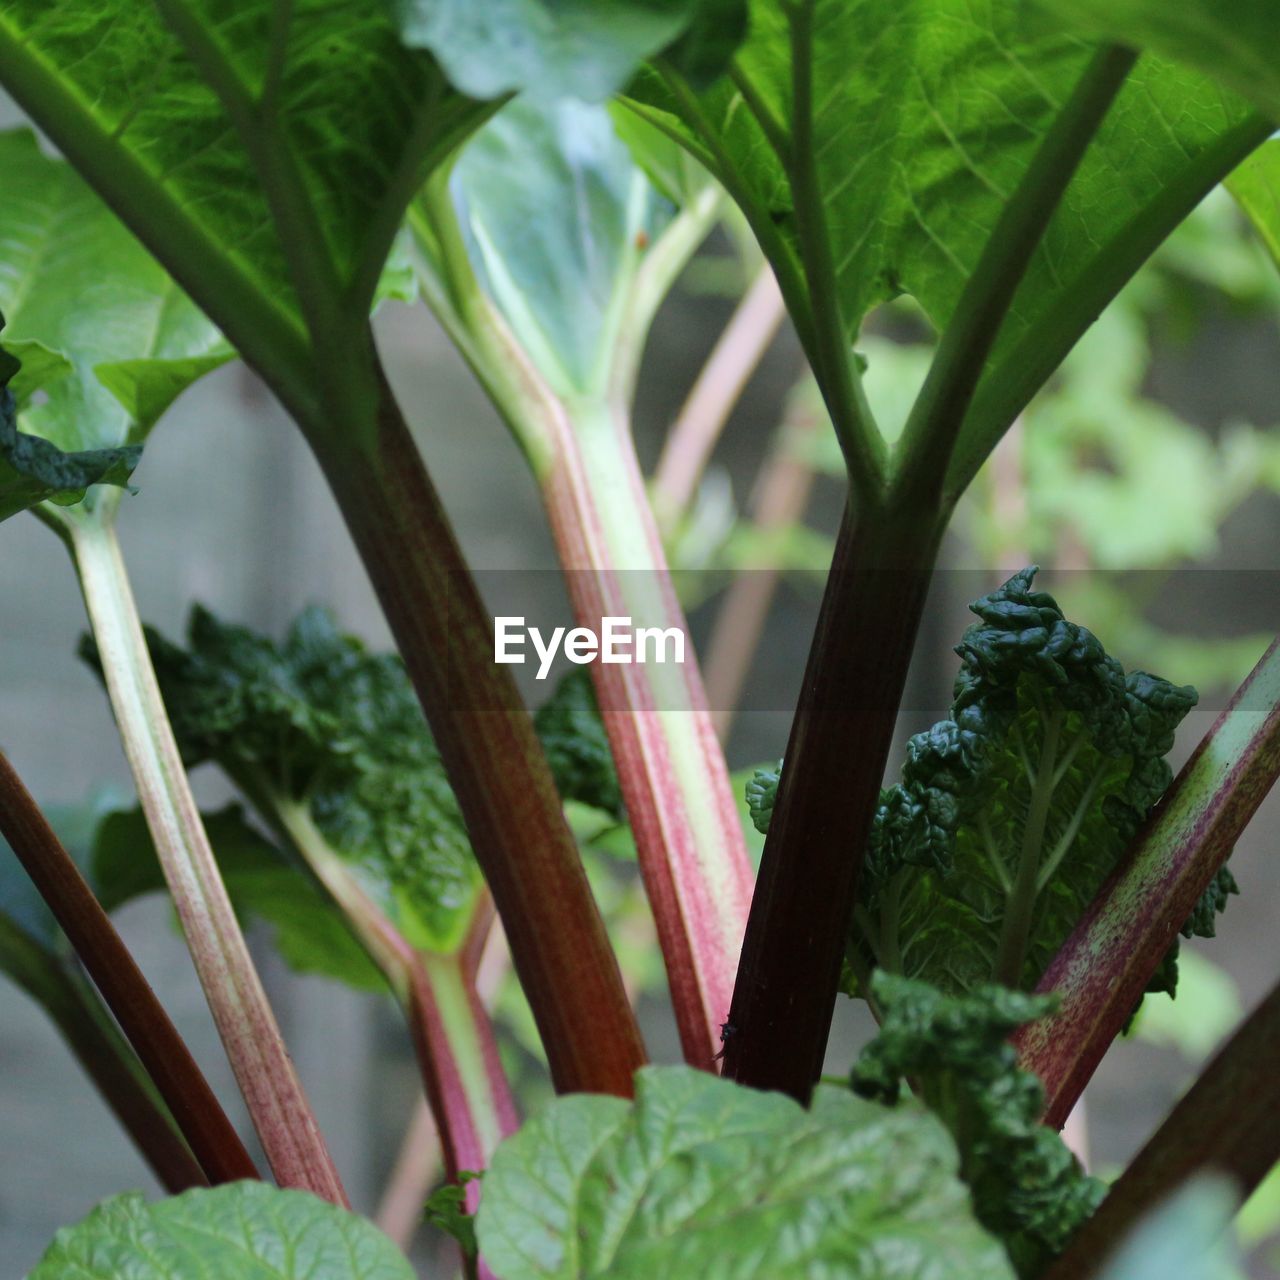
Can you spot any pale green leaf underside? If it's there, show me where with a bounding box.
[393,0,745,102]
[30,1181,413,1279]
[449,99,663,396]
[477,1065,1015,1279]
[0,0,478,341]
[1029,0,1280,125]
[0,128,229,458]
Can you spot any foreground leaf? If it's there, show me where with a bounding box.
[477,1064,1015,1279]
[855,567,1203,996]
[30,1181,412,1279]
[852,974,1103,1277]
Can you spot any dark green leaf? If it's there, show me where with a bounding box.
[534,669,624,821]
[423,1173,480,1261]
[852,973,1104,1277]
[847,568,1201,996]
[393,0,746,102]
[0,0,486,359]
[1028,1,1280,124]
[30,1181,413,1279]
[124,607,483,954]
[92,805,384,992]
[477,1064,1016,1279]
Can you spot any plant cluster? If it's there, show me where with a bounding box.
[0,2,1278,1278]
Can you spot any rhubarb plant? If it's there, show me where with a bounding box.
[0,1,1279,1278]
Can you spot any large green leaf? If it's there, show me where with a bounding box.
[29,1181,413,1279]
[447,97,670,396]
[0,0,486,383]
[476,1064,1016,1279]
[0,129,229,471]
[394,0,746,101]
[1029,1,1280,124]
[625,1,1265,490]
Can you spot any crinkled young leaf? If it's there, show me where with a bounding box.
[117,606,483,955]
[0,129,230,459]
[29,1181,413,1279]
[92,805,383,992]
[852,973,1104,1278]
[394,0,746,102]
[477,1064,1016,1279]
[1028,0,1280,124]
[852,567,1204,995]
[446,97,674,396]
[535,669,624,821]
[625,2,1261,480]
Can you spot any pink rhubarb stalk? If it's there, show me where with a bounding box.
[544,396,755,1070]
[1016,637,1280,1127]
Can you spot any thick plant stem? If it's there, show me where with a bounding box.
[1017,638,1280,1127]
[1044,978,1280,1280]
[67,518,346,1203]
[0,747,255,1188]
[0,914,206,1192]
[310,367,646,1096]
[721,500,943,1098]
[269,797,517,1192]
[542,397,755,1070]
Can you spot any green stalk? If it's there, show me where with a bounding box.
[1016,639,1280,1127]
[66,512,346,1203]
[0,914,205,1193]
[0,746,255,1187]
[993,708,1064,986]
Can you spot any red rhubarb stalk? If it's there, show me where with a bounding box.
[1017,638,1280,1126]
